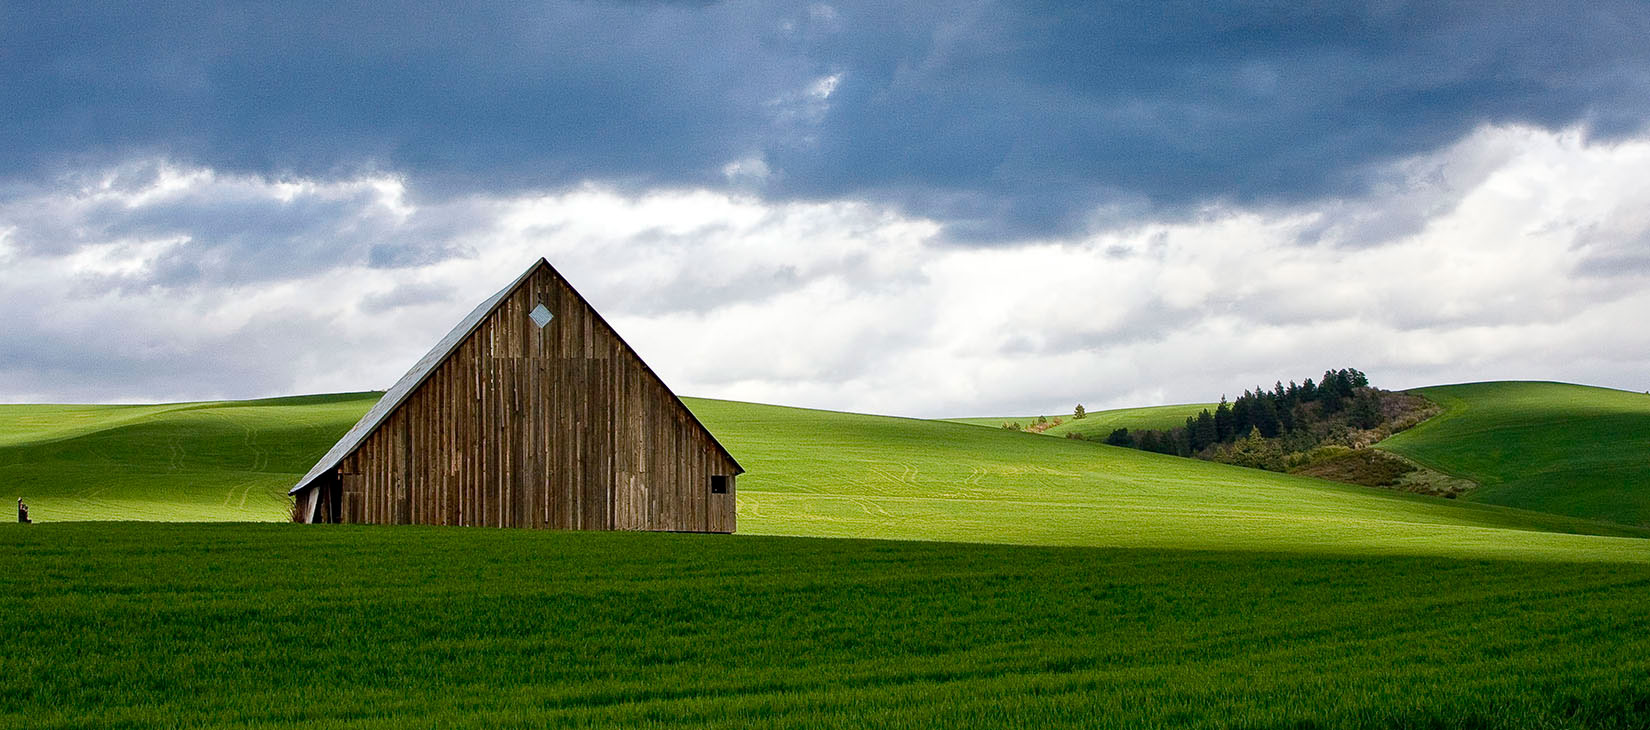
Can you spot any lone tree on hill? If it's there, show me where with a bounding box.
[1073,404,1086,419]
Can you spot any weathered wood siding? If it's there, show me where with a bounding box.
[330,264,738,532]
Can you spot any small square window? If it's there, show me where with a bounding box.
[710,475,730,494]
[529,303,554,328]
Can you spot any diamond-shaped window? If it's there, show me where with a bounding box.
[529,303,554,328]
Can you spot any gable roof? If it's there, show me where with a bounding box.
[291,258,742,495]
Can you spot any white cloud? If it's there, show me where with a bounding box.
[2,124,1648,413]
[721,156,771,183]
[807,73,841,101]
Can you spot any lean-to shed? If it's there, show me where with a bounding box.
[290,258,742,532]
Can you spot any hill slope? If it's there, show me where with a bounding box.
[0,393,379,521]
[6,388,1649,728]
[684,398,1648,560]
[944,402,1216,438]
[4,390,1647,560]
[1379,381,1650,528]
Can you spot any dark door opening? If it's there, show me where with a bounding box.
[322,475,342,523]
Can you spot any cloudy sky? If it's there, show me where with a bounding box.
[4,2,1649,417]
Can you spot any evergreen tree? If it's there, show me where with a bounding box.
[1073,404,1086,419]
[1193,409,1217,451]
[1349,368,1369,388]
[1231,392,1254,437]
[1214,397,1234,442]
[1220,426,1286,471]
[1349,389,1383,429]
[1252,393,1281,437]
[1330,370,1356,398]
[1276,396,1296,433]
[1318,372,1348,413]
[1141,430,1178,455]
[1105,428,1132,447]
[1136,430,1160,453]
[1319,387,1344,414]
[1170,427,1193,457]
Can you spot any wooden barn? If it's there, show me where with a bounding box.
[289,258,742,532]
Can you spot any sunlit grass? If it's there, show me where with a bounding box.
[942,401,1217,437]
[686,398,1650,561]
[4,388,1650,727]
[1380,381,1650,527]
[0,393,379,521]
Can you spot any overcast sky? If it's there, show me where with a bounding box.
[3,2,1649,417]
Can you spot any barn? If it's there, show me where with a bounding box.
[289,258,742,532]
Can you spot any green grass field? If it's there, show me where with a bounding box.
[4,522,1650,729]
[692,398,1650,560]
[944,402,1216,439]
[9,392,1648,558]
[4,384,1650,727]
[0,393,379,521]
[1380,382,1650,528]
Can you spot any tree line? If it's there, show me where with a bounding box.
[1100,368,1384,459]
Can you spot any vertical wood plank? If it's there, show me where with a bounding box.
[329,260,740,534]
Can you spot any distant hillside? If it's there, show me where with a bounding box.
[943,402,1217,439]
[0,393,379,521]
[1379,382,1650,528]
[683,398,1650,558]
[6,391,1649,558]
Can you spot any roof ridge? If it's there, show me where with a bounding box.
[290,257,742,496]
[289,260,546,494]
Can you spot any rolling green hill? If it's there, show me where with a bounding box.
[0,393,379,521]
[1379,381,1650,528]
[695,398,1649,560]
[5,391,1648,561]
[944,402,1216,438]
[4,388,1650,727]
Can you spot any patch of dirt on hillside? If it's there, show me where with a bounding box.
[1292,449,1414,487]
[1337,391,1443,449]
[1385,452,1479,498]
[1291,448,1476,498]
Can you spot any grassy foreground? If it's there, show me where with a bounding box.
[4,388,1650,727]
[4,522,1650,729]
[1380,382,1650,528]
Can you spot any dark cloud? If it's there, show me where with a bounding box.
[4,1,1650,240]
[1575,228,1650,279]
[359,283,454,314]
[0,308,340,403]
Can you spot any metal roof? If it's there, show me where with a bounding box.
[291,258,743,495]
[288,261,541,495]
